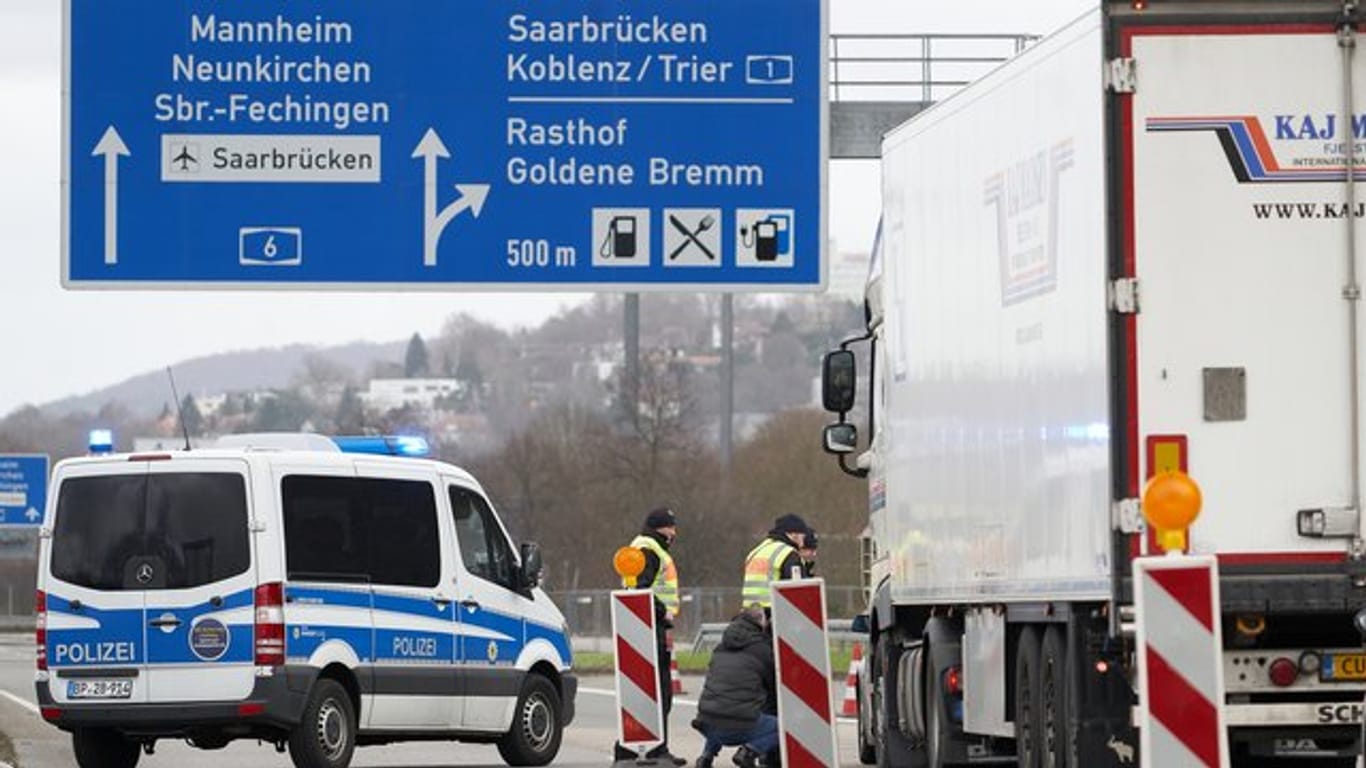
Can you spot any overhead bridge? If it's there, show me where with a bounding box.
[829,33,1039,159]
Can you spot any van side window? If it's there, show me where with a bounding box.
[449,487,517,591]
[283,476,441,588]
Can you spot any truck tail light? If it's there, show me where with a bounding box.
[254,582,285,667]
[35,590,46,671]
[943,665,962,696]
[1269,657,1299,687]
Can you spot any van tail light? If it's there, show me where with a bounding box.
[35,590,46,671]
[254,583,285,667]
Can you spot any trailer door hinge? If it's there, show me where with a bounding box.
[1110,278,1140,314]
[1106,58,1137,93]
[1113,498,1144,534]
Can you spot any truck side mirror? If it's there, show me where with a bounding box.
[823,423,859,455]
[850,614,871,634]
[821,350,857,413]
[520,542,544,589]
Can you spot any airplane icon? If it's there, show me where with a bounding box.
[170,144,198,172]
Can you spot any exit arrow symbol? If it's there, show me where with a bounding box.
[412,128,490,267]
[25,508,38,522]
[92,126,130,266]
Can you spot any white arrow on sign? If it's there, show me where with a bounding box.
[25,508,38,522]
[92,126,130,266]
[412,128,490,267]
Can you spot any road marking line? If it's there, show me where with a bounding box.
[580,686,698,708]
[0,688,39,716]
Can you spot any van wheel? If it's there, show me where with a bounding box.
[498,674,563,766]
[288,679,357,768]
[72,729,140,768]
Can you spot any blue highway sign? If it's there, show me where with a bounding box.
[0,455,48,527]
[64,1,828,291]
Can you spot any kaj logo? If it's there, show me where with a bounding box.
[983,139,1074,306]
[136,564,154,585]
[487,640,499,664]
[1147,114,1366,182]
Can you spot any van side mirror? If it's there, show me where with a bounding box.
[520,542,544,589]
[823,423,859,455]
[821,350,857,414]
[850,614,871,634]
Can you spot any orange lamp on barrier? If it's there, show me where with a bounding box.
[614,546,646,587]
[1142,470,1203,554]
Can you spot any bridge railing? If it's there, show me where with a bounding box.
[829,33,1041,103]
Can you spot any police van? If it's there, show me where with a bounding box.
[34,434,576,768]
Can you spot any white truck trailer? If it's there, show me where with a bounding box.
[821,1,1366,765]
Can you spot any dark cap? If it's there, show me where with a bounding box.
[803,529,819,549]
[772,514,809,535]
[644,507,677,530]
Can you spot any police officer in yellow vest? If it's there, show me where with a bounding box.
[614,507,687,766]
[742,514,810,610]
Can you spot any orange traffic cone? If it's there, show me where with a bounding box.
[840,642,863,717]
[667,630,686,694]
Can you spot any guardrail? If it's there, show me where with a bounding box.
[830,33,1041,102]
[690,619,863,654]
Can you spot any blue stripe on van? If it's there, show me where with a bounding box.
[526,619,572,667]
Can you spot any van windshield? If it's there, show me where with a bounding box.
[51,473,250,591]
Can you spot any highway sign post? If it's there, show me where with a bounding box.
[0,455,49,527]
[64,1,827,291]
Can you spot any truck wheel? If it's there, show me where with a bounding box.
[856,679,877,764]
[288,678,357,768]
[72,729,140,768]
[874,631,925,768]
[924,650,947,768]
[1040,627,1069,768]
[497,674,563,766]
[1014,627,1042,768]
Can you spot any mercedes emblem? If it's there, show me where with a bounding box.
[136,564,154,584]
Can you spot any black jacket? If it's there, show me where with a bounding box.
[697,614,775,731]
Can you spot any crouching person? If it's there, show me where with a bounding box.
[693,607,779,768]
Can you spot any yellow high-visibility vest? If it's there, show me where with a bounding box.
[626,535,679,616]
[742,538,798,608]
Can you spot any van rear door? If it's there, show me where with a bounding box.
[44,463,150,705]
[140,458,257,703]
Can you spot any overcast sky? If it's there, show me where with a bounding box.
[0,1,1094,415]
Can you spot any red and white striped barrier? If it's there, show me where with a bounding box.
[772,578,839,768]
[1134,555,1229,768]
[839,642,863,717]
[612,590,665,753]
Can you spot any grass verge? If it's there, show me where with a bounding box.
[0,729,18,767]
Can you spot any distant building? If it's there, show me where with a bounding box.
[362,378,462,411]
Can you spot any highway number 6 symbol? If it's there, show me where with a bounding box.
[263,235,278,260]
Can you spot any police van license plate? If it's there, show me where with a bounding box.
[1321,653,1366,681]
[67,679,132,699]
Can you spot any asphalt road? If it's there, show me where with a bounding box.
[0,635,860,767]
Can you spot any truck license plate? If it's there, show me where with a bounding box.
[1321,653,1366,682]
[67,679,133,699]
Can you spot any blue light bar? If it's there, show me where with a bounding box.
[331,435,431,458]
[88,429,114,455]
